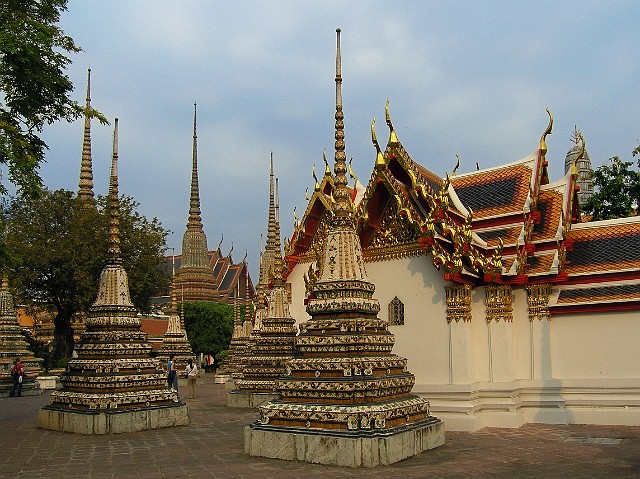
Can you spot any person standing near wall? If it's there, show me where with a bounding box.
[185,358,198,399]
[167,354,178,393]
[9,358,23,397]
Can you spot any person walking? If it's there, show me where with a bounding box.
[9,357,24,397]
[167,354,178,393]
[185,359,198,399]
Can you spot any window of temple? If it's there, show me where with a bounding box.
[388,296,405,326]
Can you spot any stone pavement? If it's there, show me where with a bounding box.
[1,374,639,478]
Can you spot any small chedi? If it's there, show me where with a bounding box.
[38,120,189,434]
[157,291,194,379]
[0,275,44,397]
[228,156,298,407]
[245,29,444,467]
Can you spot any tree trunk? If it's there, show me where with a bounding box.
[53,309,75,361]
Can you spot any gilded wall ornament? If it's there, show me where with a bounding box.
[445,284,472,323]
[485,284,513,323]
[526,284,552,321]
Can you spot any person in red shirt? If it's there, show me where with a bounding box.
[9,358,24,397]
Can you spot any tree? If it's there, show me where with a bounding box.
[0,0,105,196]
[5,188,170,359]
[182,302,233,361]
[582,155,640,221]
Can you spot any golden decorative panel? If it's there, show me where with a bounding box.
[485,284,513,323]
[445,284,472,323]
[526,284,552,321]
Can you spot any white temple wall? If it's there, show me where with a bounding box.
[286,257,640,431]
[366,256,450,385]
[550,309,640,379]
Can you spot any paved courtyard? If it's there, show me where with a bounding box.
[1,375,639,478]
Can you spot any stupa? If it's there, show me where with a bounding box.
[228,159,298,407]
[0,275,44,397]
[172,103,218,303]
[156,289,195,378]
[245,30,444,467]
[38,119,189,434]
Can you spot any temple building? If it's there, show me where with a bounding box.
[283,89,640,433]
[228,157,298,407]
[38,120,189,434]
[246,30,444,467]
[0,275,44,397]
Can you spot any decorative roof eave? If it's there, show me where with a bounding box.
[549,279,640,315]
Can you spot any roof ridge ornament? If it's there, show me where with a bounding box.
[539,108,553,158]
[371,116,386,170]
[385,99,399,145]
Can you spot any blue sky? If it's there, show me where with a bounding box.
[34,1,640,280]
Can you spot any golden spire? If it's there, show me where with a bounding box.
[331,28,352,224]
[188,102,203,230]
[107,118,121,265]
[78,68,95,204]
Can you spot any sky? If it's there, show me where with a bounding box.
[30,0,640,280]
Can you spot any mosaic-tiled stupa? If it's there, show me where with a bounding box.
[228,158,298,407]
[38,119,189,434]
[245,29,444,467]
[172,103,218,303]
[0,275,44,397]
[157,289,195,379]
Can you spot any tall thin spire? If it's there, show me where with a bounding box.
[272,177,283,286]
[332,28,350,224]
[107,118,121,264]
[78,68,95,204]
[188,103,203,230]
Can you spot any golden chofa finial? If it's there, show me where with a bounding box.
[452,154,460,177]
[371,116,386,170]
[539,108,553,157]
[348,157,359,189]
[312,163,320,191]
[572,132,585,176]
[322,148,331,176]
[385,99,398,144]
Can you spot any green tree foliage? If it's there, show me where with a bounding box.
[582,155,640,221]
[0,0,105,196]
[4,188,170,359]
[182,302,233,360]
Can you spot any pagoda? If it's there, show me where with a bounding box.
[0,275,44,397]
[156,288,195,378]
[38,119,189,434]
[228,159,298,407]
[245,30,444,467]
[172,103,218,303]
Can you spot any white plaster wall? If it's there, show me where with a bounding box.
[287,256,451,386]
[550,309,640,379]
[366,256,450,385]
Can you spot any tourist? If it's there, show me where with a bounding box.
[167,354,178,393]
[9,357,24,397]
[185,358,198,399]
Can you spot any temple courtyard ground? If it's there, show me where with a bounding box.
[1,374,639,478]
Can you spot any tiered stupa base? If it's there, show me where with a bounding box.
[245,414,443,467]
[227,387,278,408]
[38,402,189,434]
